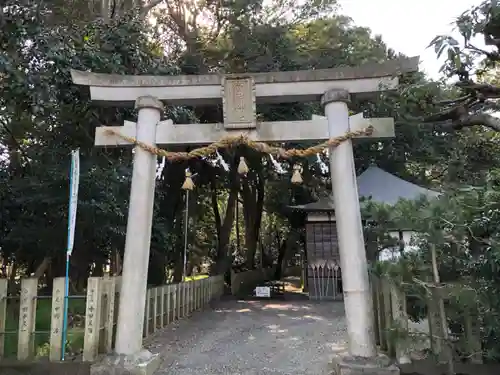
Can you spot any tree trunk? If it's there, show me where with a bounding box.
[236,200,241,254]
[172,256,183,283]
[210,176,222,246]
[7,262,18,295]
[275,240,287,280]
[148,251,167,286]
[365,229,379,264]
[213,187,238,275]
[33,256,51,278]
[110,249,123,276]
[275,230,300,279]
[92,258,104,276]
[241,173,265,269]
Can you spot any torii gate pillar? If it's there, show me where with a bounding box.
[322,89,398,374]
[115,96,163,355]
[322,89,376,357]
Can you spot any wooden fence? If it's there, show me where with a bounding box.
[0,274,225,362]
[371,275,482,365]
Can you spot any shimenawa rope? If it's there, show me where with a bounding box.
[104,125,374,189]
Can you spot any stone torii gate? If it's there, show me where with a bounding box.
[71,57,418,375]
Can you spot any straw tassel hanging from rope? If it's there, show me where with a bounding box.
[237,156,249,175]
[291,164,303,184]
[181,169,195,190]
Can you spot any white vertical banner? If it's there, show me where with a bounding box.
[66,149,80,256]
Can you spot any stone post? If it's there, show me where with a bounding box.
[322,89,376,358]
[323,89,399,375]
[114,96,163,355]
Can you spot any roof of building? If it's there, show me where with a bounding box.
[289,166,440,212]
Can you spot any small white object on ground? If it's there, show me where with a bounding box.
[255,286,271,298]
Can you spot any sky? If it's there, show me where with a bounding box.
[338,0,483,79]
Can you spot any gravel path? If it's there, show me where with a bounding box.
[148,298,348,375]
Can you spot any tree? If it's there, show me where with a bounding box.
[428,0,500,132]
[0,1,180,289]
[1,0,457,292]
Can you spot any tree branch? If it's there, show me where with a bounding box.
[425,111,500,132]
[140,0,165,15]
[456,112,500,131]
[455,81,500,98]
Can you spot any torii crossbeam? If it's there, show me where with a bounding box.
[94,113,394,147]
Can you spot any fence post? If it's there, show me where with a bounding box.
[212,277,215,300]
[176,283,180,320]
[206,278,210,306]
[18,278,38,360]
[175,283,180,320]
[213,276,216,299]
[374,277,387,352]
[211,276,215,300]
[212,275,217,299]
[199,280,203,309]
[215,275,219,298]
[196,280,200,310]
[178,283,183,318]
[192,281,195,312]
[390,282,410,364]
[371,276,381,346]
[178,283,182,319]
[101,276,116,353]
[205,277,212,305]
[187,282,192,315]
[202,279,207,307]
[199,280,202,308]
[205,278,209,302]
[83,277,103,362]
[193,281,197,311]
[464,305,482,364]
[185,282,189,317]
[167,285,172,324]
[213,277,217,300]
[144,289,151,337]
[0,279,8,358]
[189,282,192,315]
[153,288,159,333]
[199,280,202,309]
[49,277,65,361]
[184,282,188,318]
[427,287,445,361]
[159,286,165,329]
[381,278,393,356]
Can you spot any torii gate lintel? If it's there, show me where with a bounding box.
[94,114,394,148]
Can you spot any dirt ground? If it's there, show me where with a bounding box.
[147,297,348,375]
[145,277,500,375]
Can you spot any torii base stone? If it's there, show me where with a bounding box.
[91,350,161,375]
[330,354,400,375]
